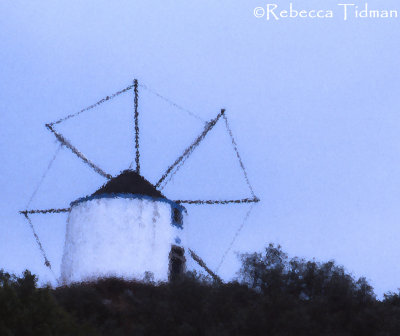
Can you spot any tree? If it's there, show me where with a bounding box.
[0,269,95,335]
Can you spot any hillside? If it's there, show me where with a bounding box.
[1,244,400,335]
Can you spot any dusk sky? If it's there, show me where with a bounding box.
[1,0,400,297]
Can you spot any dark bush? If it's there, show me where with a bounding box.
[0,269,96,335]
[2,245,400,335]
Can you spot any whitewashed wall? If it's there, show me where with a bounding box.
[60,196,184,284]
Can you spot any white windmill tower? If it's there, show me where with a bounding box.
[20,79,259,285]
[60,170,187,284]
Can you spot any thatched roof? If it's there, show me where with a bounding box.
[92,170,165,198]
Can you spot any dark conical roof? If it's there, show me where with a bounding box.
[92,170,165,198]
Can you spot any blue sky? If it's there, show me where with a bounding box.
[1,0,400,297]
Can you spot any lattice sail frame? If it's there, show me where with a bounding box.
[20,80,260,282]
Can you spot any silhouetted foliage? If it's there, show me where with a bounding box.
[1,244,400,335]
[0,269,95,335]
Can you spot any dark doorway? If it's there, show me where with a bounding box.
[169,245,186,281]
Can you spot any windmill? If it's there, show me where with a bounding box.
[19,79,259,284]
